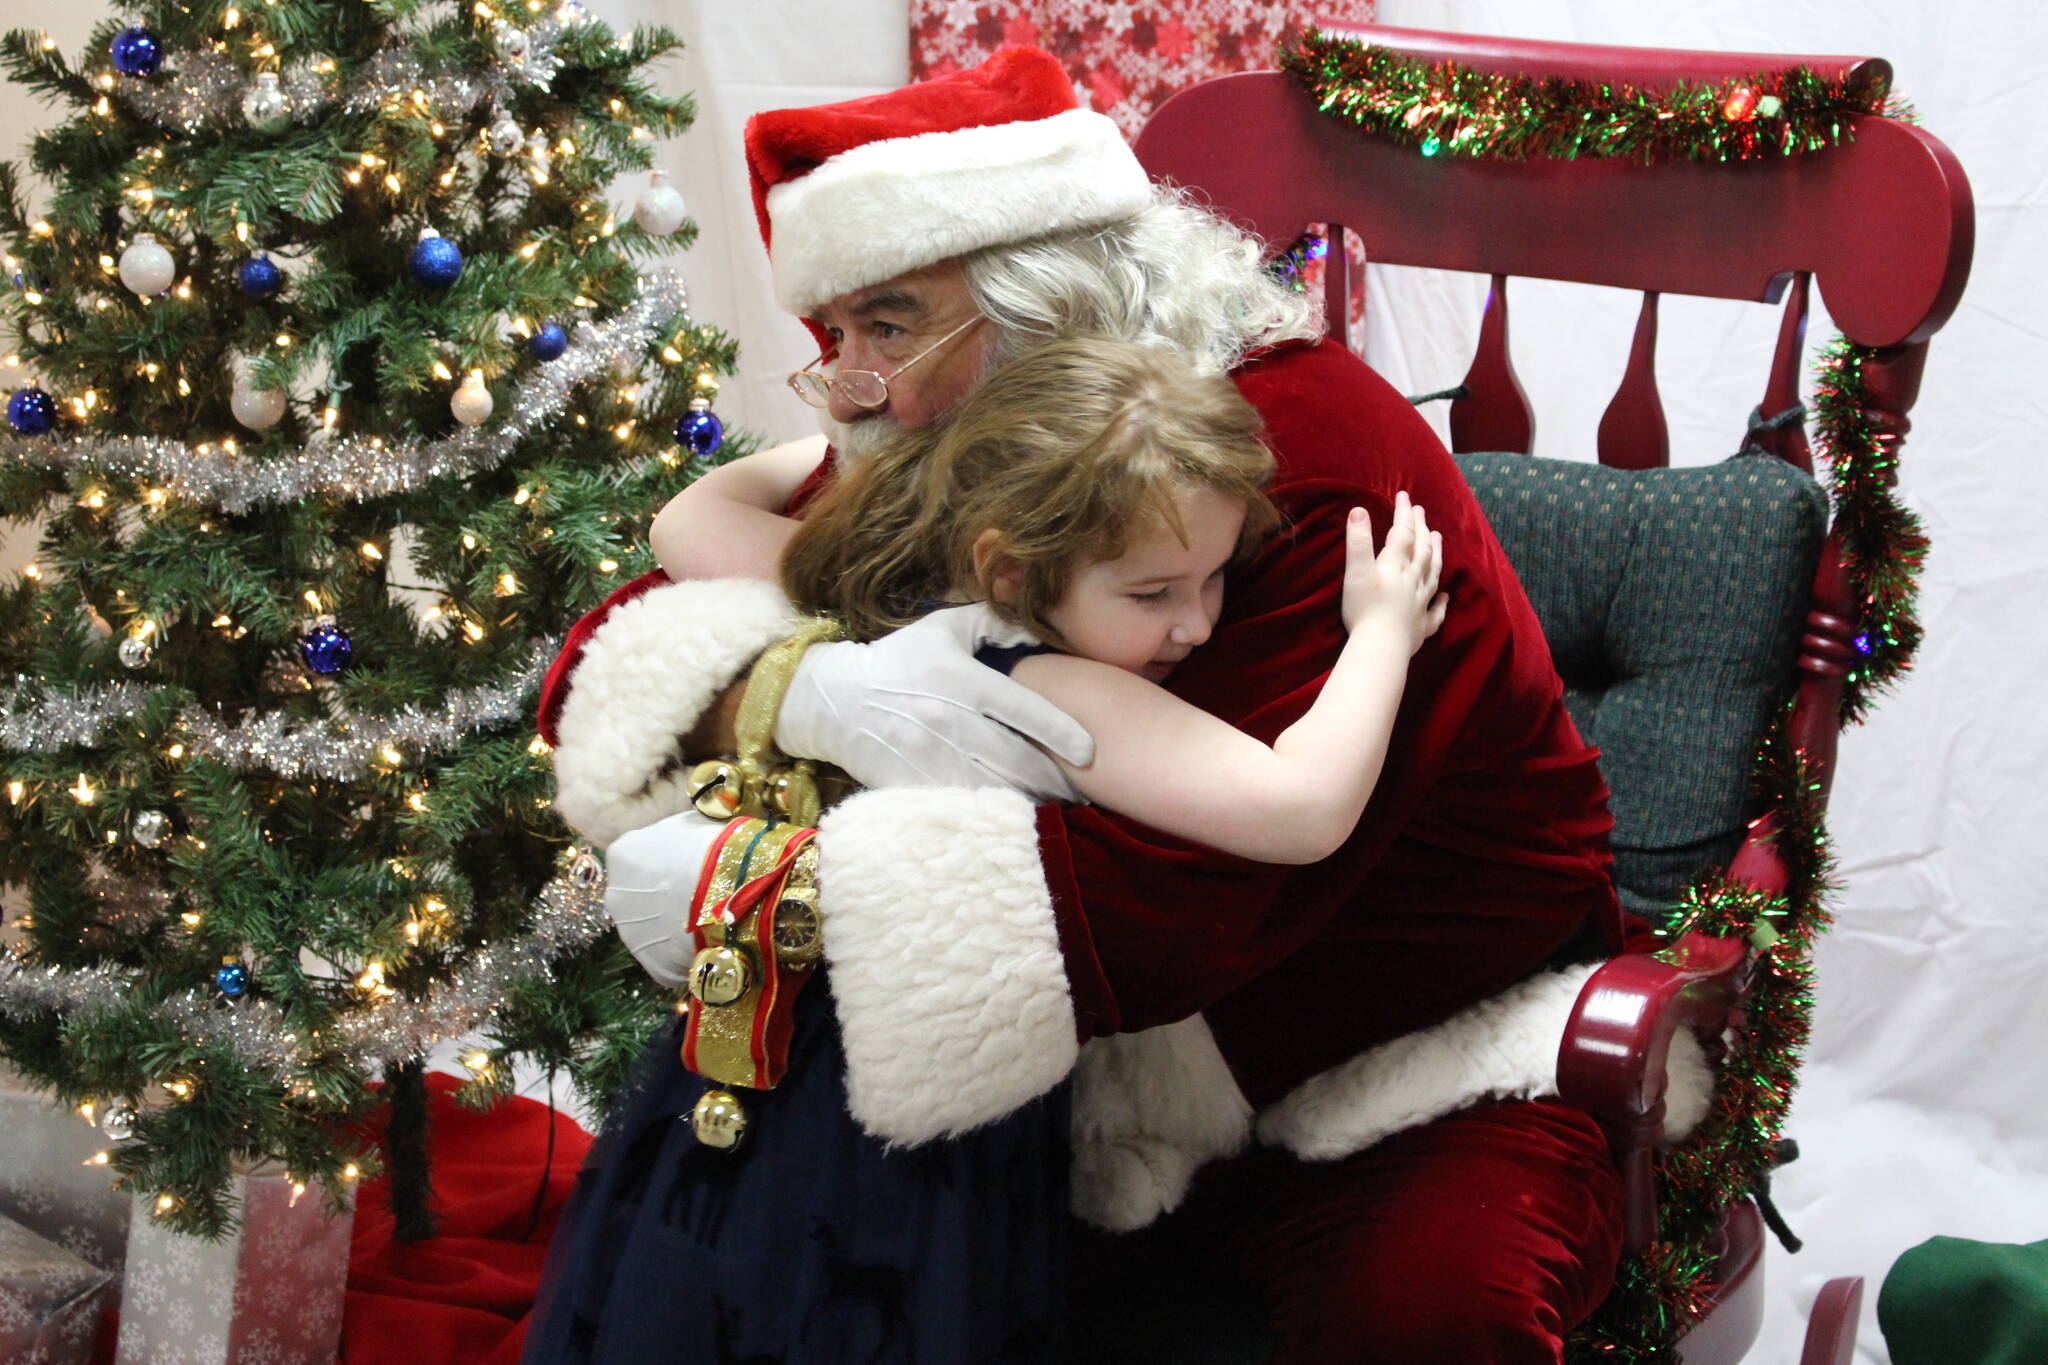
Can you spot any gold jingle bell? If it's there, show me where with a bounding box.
[767,765,822,826]
[687,759,746,820]
[688,942,754,1007]
[690,1089,748,1149]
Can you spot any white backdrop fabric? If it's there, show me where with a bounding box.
[5,3,2042,1362]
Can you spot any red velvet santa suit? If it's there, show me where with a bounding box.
[536,337,1695,1362]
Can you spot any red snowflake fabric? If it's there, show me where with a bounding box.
[909,1,1377,352]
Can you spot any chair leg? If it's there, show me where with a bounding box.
[1798,1277,1864,1365]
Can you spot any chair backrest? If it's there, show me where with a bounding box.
[1134,24,1971,474]
[1131,23,1973,884]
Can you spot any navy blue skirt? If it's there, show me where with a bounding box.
[524,981,1070,1364]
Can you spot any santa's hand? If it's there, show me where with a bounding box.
[775,603,1093,800]
[600,809,728,988]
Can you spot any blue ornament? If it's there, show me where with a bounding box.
[110,27,163,78]
[214,962,250,997]
[237,253,284,300]
[7,388,57,436]
[408,233,464,288]
[676,403,724,456]
[529,322,568,362]
[1852,631,1875,656]
[300,617,353,675]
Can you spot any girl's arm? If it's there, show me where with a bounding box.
[649,433,828,581]
[1012,498,1445,865]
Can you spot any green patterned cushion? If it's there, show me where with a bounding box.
[1454,451,1829,921]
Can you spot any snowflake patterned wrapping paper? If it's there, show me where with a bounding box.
[0,1212,117,1365]
[910,2,1376,352]
[0,1081,133,1283]
[113,1170,349,1365]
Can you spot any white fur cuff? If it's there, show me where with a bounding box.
[550,578,797,849]
[817,786,1076,1145]
[1256,962,1716,1161]
[767,109,1153,315]
[1069,1016,1253,1232]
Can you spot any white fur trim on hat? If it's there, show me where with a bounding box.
[816,785,1076,1145]
[1255,962,1715,1161]
[1069,1016,1253,1232]
[550,578,797,849]
[766,108,1153,315]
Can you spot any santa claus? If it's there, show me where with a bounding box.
[532,45,1702,1363]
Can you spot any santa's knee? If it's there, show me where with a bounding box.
[1275,1278,1569,1365]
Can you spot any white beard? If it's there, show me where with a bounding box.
[814,406,896,464]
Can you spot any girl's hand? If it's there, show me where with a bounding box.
[1341,492,1447,655]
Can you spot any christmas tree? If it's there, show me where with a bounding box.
[0,0,735,1237]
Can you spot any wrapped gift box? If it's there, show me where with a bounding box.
[0,1072,133,1276]
[0,1210,117,1364]
[114,1168,351,1365]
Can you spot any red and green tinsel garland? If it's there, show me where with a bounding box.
[1280,28,1932,1362]
[1812,339,1932,722]
[1280,27,1914,164]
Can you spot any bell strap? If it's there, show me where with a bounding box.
[680,816,822,1091]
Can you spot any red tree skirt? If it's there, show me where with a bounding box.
[342,1072,593,1364]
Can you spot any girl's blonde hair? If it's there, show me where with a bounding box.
[782,336,1278,648]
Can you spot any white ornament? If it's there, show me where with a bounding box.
[488,115,524,156]
[633,170,687,236]
[231,371,288,430]
[494,21,531,62]
[450,370,494,427]
[241,71,292,134]
[118,233,176,297]
[556,1,587,26]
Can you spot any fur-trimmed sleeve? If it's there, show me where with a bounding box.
[815,785,1077,1144]
[550,577,797,849]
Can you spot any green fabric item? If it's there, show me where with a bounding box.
[1879,1236,2048,1365]
[1454,451,1827,923]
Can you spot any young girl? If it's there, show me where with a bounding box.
[774,334,1445,864]
[527,338,1443,1365]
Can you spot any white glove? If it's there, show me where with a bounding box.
[600,809,728,988]
[775,602,1093,802]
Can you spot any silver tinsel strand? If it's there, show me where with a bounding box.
[0,853,610,1079]
[2,271,687,513]
[0,639,556,777]
[114,15,570,133]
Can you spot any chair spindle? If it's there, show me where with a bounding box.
[1755,272,1814,472]
[1320,223,1352,353]
[1449,274,1534,454]
[1597,291,1670,470]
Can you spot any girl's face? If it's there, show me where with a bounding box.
[1044,487,1244,683]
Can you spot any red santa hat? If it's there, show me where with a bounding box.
[744,47,1153,318]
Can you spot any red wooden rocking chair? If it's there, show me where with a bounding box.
[1133,23,1972,1363]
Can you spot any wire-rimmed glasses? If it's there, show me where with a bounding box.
[786,315,982,410]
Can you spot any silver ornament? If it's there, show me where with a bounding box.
[488,114,524,156]
[494,21,531,62]
[117,635,154,669]
[241,72,292,134]
[100,1102,136,1141]
[633,171,687,236]
[450,371,494,428]
[118,234,177,297]
[131,809,170,848]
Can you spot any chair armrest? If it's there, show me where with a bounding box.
[1558,931,1746,1249]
